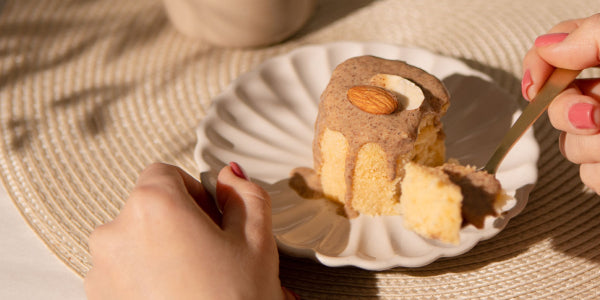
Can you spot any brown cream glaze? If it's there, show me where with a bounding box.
[441,163,501,228]
[313,55,450,213]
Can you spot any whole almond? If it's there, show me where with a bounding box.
[347,85,398,114]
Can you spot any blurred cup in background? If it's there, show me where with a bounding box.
[162,0,316,48]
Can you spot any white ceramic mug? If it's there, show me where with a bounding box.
[162,0,316,47]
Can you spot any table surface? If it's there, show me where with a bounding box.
[0,184,85,299]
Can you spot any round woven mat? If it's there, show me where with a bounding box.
[1,0,600,298]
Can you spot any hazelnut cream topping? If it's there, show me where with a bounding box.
[312,56,449,214]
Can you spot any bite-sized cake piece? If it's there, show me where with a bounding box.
[401,161,507,244]
[313,55,450,216]
[400,162,463,244]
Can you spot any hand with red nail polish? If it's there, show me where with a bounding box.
[85,162,292,300]
[522,14,600,193]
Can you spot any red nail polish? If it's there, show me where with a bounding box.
[521,69,532,101]
[229,162,248,180]
[534,32,568,47]
[569,103,597,129]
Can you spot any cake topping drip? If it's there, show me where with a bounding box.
[313,55,450,214]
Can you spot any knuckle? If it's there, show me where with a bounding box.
[561,133,600,164]
[122,178,187,228]
[129,185,176,212]
[546,104,562,129]
[126,189,158,222]
[243,184,271,211]
[137,162,178,184]
[241,186,273,245]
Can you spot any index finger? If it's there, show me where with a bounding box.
[135,163,222,225]
[536,14,600,70]
[522,15,600,101]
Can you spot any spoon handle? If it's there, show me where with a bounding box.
[482,68,581,174]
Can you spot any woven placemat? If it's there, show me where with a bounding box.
[1,0,600,298]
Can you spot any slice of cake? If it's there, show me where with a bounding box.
[401,161,507,244]
[400,162,463,244]
[313,55,450,216]
[289,55,506,245]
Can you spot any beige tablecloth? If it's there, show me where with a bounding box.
[1,0,600,298]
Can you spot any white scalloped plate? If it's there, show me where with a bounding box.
[195,42,539,270]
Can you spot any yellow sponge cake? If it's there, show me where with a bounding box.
[400,161,507,245]
[401,162,463,244]
[313,55,449,217]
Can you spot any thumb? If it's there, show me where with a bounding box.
[216,162,273,243]
[535,14,600,70]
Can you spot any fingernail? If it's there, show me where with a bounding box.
[534,32,568,47]
[229,162,249,180]
[521,69,533,101]
[568,103,598,129]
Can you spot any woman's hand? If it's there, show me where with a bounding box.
[84,162,295,300]
[522,14,600,193]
